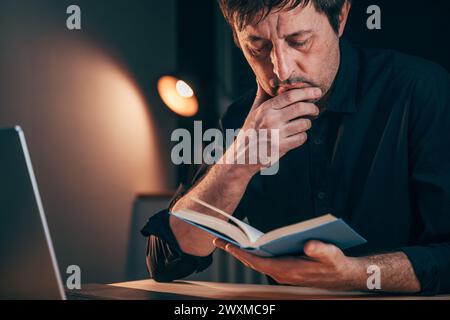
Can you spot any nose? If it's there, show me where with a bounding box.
[271,43,295,82]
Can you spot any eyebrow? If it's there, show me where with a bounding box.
[285,29,313,38]
[246,29,313,42]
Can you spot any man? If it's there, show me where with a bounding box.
[141,0,450,295]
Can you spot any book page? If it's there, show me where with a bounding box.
[255,214,337,246]
[191,197,264,243]
[171,209,252,247]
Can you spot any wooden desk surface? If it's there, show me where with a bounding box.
[111,279,450,300]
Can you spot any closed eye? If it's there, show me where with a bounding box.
[288,39,308,48]
[247,43,271,57]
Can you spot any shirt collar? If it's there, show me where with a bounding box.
[325,38,359,114]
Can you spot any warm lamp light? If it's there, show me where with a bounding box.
[157,75,198,117]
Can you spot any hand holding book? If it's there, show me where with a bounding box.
[170,197,366,257]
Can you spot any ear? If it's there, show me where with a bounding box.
[338,0,352,37]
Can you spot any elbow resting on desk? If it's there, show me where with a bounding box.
[145,235,213,282]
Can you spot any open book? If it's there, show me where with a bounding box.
[170,198,367,257]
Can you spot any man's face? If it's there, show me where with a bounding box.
[234,2,349,99]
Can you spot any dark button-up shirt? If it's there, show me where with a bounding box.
[141,39,450,295]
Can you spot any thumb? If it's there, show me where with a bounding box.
[251,80,271,111]
[303,240,343,262]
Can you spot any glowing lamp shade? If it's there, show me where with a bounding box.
[157,75,198,117]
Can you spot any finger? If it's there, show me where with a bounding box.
[251,81,271,111]
[212,238,228,249]
[282,132,308,151]
[226,245,270,271]
[281,118,312,138]
[303,240,343,262]
[269,87,322,110]
[213,239,269,270]
[280,102,319,122]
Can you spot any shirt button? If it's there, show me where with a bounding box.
[314,137,323,145]
[317,192,326,200]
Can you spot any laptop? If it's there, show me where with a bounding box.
[0,126,66,300]
[0,126,203,300]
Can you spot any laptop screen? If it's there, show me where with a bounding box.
[0,126,65,300]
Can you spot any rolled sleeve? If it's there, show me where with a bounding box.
[141,209,213,282]
[400,246,441,295]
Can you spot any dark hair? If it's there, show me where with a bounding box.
[219,0,351,42]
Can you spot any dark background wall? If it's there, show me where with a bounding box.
[346,0,450,71]
[0,0,178,283]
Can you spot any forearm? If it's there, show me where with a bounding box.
[349,251,421,293]
[170,86,319,257]
[170,159,255,256]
